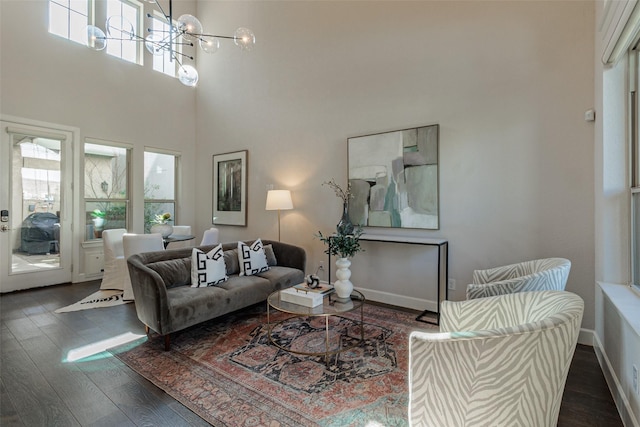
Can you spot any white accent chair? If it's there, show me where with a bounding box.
[409,291,584,427]
[466,257,571,299]
[166,225,192,249]
[99,228,127,291]
[200,227,220,246]
[122,233,164,301]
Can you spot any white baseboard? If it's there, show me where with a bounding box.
[354,286,438,313]
[593,334,640,427]
[578,328,595,346]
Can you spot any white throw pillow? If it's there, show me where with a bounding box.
[238,239,270,276]
[191,245,228,287]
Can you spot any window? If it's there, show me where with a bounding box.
[150,15,178,77]
[20,140,62,216]
[144,150,178,233]
[84,142,130,240]
[105,0,141,64]
[48,0,90,45]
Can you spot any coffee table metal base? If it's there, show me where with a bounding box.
[266,291,365,366]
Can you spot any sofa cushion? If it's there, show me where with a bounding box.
[264,244,277,266]
[238,239,269,276]
[224,249,240,275]
[147,257,191,289]
[191,245,228,288]
[166,275,273,333]
[256,266,305,291]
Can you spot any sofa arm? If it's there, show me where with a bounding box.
[263,240,306,272]
[127,254,171,335]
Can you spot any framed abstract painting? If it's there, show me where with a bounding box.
[348,124,439,230]
[213,150,247,226]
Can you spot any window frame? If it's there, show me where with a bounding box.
[149,12,179,78]
[630,49,640,293]
[104,0,144,65]
[48,0,93,45]
[143,148,180,233]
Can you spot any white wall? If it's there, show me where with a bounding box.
[194,1,597,327]
[0,0,198,280]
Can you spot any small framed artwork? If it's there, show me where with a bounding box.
[213,150,248,226]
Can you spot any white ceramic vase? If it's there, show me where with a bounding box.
[334,257,353,299]
[92,217,105,230]
[151,223,173,238]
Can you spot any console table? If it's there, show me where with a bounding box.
[357,234,448,325]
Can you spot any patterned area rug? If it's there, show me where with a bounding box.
[111,302,436,426]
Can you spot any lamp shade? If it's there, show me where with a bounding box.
[266,190,293,210]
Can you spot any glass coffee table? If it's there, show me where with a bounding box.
[266,289,365,365]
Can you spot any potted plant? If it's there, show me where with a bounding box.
[316,227,364,259]
[91,209,105,237]
[316,227,364,300]
[149,212,173,237]
[317,179,365,299]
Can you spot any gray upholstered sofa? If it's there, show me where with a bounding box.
[126,240,306,350]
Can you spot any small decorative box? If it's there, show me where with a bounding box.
[280,287,324,307]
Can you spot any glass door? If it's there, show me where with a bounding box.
[0,121,73,292]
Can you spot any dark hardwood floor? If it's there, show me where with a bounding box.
[1,281,623,426]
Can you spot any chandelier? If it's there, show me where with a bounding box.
[85,0,255,87]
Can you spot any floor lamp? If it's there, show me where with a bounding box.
[265,190,293,241]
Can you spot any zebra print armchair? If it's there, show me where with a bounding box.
[466,257,571,299]
[408,291,584,427]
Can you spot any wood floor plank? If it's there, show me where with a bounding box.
[558,345,623,427]
[28,310,63,328]
[104,377,195,427]
[20,334,121,425]
[86,409,136,427]
[77,354,142,395]
[0,380,25,427]
[3,316,42,342]
[39,318,101,355]
[0,293,37,320]
[2,346,80,426]
[0,323,21,354]
[46,370,123,425]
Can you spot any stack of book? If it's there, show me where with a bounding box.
[280,283,334,307]
[293,283,335,295]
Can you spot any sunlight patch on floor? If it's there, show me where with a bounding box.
[65,332,147,362]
